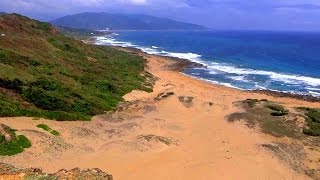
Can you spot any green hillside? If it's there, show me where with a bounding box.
[0,13,153,121]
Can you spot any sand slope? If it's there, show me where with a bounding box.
[1,53,319,179]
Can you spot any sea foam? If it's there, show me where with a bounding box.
[95,35,320,97]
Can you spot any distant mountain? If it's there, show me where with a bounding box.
[51,12,207,30]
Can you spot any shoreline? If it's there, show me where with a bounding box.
[115,45,320,103]
[0,46,320,179]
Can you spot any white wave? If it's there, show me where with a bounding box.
[183,73,241,89]
[306,87,320,91]
[228,75,250,82]
[254,84,267,90]
[95,35,320,92]
[309,91,320,96]
[207,70,218,75]
[167,52,201,60]
[96,35,208,65]
[140,47,160,55]
[206,63,320,87]
[95,37,136,47]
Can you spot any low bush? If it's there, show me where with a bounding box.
[299,108,320,136]
[36,21,52,32]
[0,125,31,156]
[0,78,23,92]
[23,87,67,111]
[0,135,31,156]
[266,104,288,116]
[36,124,60,136]
[243,99,260,108]
[271,111,288,116]
[266,104,287,112]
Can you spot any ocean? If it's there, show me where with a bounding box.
[95,30,320,97]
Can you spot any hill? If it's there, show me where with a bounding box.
[51,12,207,30]
[55,26,110,39]
[0,13,153,121]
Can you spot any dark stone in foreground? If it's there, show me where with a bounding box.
[0,163,113,179]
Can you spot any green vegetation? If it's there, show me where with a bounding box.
[36,124,60,136]
[0,125,31,156]
[0,14,153,121]
[229,99,299,138]
[298,107,320,136]
[266,104,289,116]
[243,99,260,108]
[0,135,31,155]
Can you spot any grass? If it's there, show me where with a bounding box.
[266,104,289,116]
[36,124,60,136]
[228,99,300,138]
[0,13,153,121]
[298,107,320,136]
[243,99,260,108]
[0,125,31,156]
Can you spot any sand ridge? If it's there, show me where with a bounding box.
[1,52,320,179]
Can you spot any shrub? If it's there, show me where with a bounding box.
[300,108,320,136]
[36,21,52,32]
[266,104,287,112]
[271,111,288,116]
[48,37,80,53]
[243,99,260,108]
[0,135,31,156]
[51,130,60,136]
[30,79,61,91]
[0,125,31,156]
[40,111,90,121]
[36,124,51,131]
[0,49,32,66]
[36,124,60,136]
[266,104,288,116]
[23,87,66,111]
[0,78,24,92]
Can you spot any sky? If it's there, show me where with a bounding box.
[1,0,320,31]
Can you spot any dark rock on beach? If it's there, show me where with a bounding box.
[251,90,320,103]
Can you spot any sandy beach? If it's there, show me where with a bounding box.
[0,49,320,179]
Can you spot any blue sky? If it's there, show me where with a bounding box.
[1,0,320,31]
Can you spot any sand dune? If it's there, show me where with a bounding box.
[1,52,320,179]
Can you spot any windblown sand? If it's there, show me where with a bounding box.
[1,52,320,179]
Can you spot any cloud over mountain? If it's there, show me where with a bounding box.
[1,0,320,31]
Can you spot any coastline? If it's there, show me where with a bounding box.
[0,37,320,179]
[116,45,320,103]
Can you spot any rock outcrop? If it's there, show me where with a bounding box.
[0,163,113,180]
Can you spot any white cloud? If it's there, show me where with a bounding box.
[126,0,148,5]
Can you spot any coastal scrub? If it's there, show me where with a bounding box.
[0,124,31,156]
[0,14,153,121]
[36,124,60,136]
